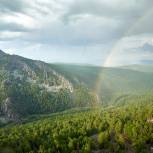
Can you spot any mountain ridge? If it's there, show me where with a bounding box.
[1,49,153,122]
[120,64,153,73]
[0,50,76,121]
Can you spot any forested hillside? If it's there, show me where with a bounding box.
[1,50,153,121]
[51,64,153,91]
[51,64,153,103]
[0,94,152,153]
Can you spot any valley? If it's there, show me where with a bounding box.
[0,50,153,153]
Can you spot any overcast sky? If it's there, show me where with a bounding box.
[0,0,153,66]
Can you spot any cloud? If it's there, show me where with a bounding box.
[22,14,125,46]
[0,31,23,41]
[1,0,153,43]
[140,60,153,64]
[0,0,28,13]
[0,0,153,65]
[0,22,29,32]
[62,0,153,22]
[103,35,153,66]
[62,0,153,36]
[133,43,153,54]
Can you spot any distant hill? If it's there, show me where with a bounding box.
[51,64,153,94]
[120,64,153,73]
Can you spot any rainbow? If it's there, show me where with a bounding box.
[94,8,153,100]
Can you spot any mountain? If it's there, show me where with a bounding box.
[0,50,6,56]
[51,64,153,95]
[120,64,153,73]
[0,50,153,122]
[0,50,75,121]
[0,50,98,122]
[0,50,73,92]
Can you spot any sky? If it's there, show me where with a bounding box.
[0,0,153,66]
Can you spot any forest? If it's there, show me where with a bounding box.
[0,94,153,153]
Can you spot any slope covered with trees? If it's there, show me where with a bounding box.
[0,94,152,153]
[51,64,153,103]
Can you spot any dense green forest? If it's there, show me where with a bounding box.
[0,95,153,153]
[0,76,97,120]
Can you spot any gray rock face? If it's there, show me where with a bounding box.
[1,98,19,121]
[0,49,73,93]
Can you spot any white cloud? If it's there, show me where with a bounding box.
[104,34,153,66]
[0,31,23,40]
[0,13,37,29]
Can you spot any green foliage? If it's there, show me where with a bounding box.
[98,131,109,148]
[0,77,97,119]
[51,64,153,104]
[0,78,73,116]
[0,95,152,153]
[74,85,98,107]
